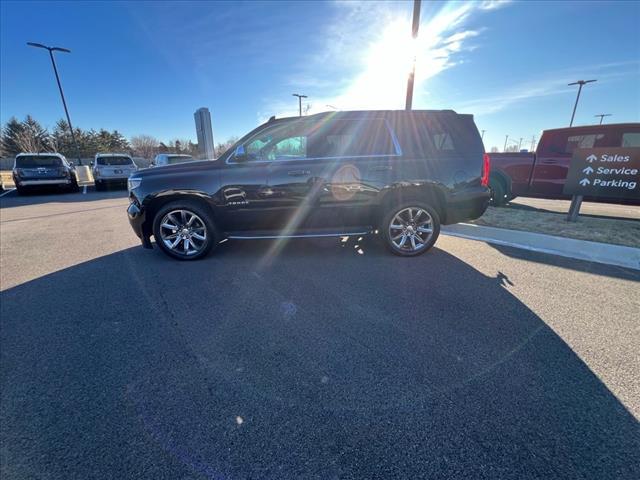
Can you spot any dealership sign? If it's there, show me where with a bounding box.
[564,148,640,200]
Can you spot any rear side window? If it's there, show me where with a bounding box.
[16,156,62,167]
[308,119,396,158]
[622,132,640,147]
[543,131,614,155]
[565,134,606,153]
[96,156,133,166]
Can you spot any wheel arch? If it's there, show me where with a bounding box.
[377,183,447,224]
[489,170,512,196]
[143,192,217,238]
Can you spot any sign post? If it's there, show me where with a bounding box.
[563,147,640,221]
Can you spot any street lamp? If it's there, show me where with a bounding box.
[568,79,596,127]
[405,0,422,110]
[27,42,82,165]
[292,93,308,117]
[594,113,612,125]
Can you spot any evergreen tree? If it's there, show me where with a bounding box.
[0,117,25,155]
[51,119,74,157]
[14,115,51,153]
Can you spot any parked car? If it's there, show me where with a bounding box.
[12,152,79,195]
[489,123,640,205]
[151,154,194,167]
[92,153,138,190]
[127,110,490,260]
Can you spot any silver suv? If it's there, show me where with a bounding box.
[92,153,137,190]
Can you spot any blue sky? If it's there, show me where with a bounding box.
[1,0,638,151]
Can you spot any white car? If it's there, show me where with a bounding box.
[151,154,194,167]
[92,153,138,190]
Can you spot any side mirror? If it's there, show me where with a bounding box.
[90,161,94,167]
[234,145,248,162]
[69,161,75,167]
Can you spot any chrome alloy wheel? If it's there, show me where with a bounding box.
[388,207,434,252]
[159,209,207,256]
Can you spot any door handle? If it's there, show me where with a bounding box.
[288,169,311,176]
[371,165,392,171]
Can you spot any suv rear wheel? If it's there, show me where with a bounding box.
[152,200,218,260]
[381,202,440,256]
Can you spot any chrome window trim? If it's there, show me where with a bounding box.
[226,118,403,165]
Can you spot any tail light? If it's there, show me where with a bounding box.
[481,153,490,187]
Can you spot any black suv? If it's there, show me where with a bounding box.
[127,110,490,260]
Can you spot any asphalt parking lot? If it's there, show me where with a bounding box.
[1,188,639,479]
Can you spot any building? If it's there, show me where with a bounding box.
[194,107,214,159]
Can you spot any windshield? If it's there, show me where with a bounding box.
[15,156,62,167]
[96,156,133,166]
[167,155,193,164]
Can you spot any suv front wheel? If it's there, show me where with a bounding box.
[381,202,440,256]
[152,200,218,260]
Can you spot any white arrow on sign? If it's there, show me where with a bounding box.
[586,154,598,163]
[579,178,590,186]
[582,166,594,174]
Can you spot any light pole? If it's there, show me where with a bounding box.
[481,130,486,140]
[27,42,82,165]
[503,135,509,152]
[594,113,611,125]
[292,93,307,117]
[568,79,596,127]
[405,0,422,110]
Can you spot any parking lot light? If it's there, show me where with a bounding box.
[27,42,82,166]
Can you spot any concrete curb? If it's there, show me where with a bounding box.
[442,223,640,271]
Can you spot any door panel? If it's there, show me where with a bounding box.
[265,156,393,232]
[530,131,611,196]
[216,162,271,231]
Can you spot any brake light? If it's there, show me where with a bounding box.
[481,153,490,186]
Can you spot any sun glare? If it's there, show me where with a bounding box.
[305,1,477,114]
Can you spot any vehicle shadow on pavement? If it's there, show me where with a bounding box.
[1,238,638,479]
[0,187,127,209]
[488,242,640,282]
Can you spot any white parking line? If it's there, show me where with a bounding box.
[83,185,87,194]
[0,188,16,198]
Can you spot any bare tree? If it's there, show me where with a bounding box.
[215,137,239,158]
[130,135,159,160]
[490,146,499,153]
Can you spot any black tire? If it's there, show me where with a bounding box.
[152,200,218,261]
[69,179,80,193]
[94,180,103,191]
[489,177,508,207]
[16,185,28,196]
[381,202,440,257]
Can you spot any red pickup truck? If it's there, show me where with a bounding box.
[488,123,640,205]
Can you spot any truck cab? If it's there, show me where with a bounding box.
[489,123,640,204]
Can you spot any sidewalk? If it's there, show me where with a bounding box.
[442,223,640,271]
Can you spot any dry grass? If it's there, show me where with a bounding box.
[472,206,640,248]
